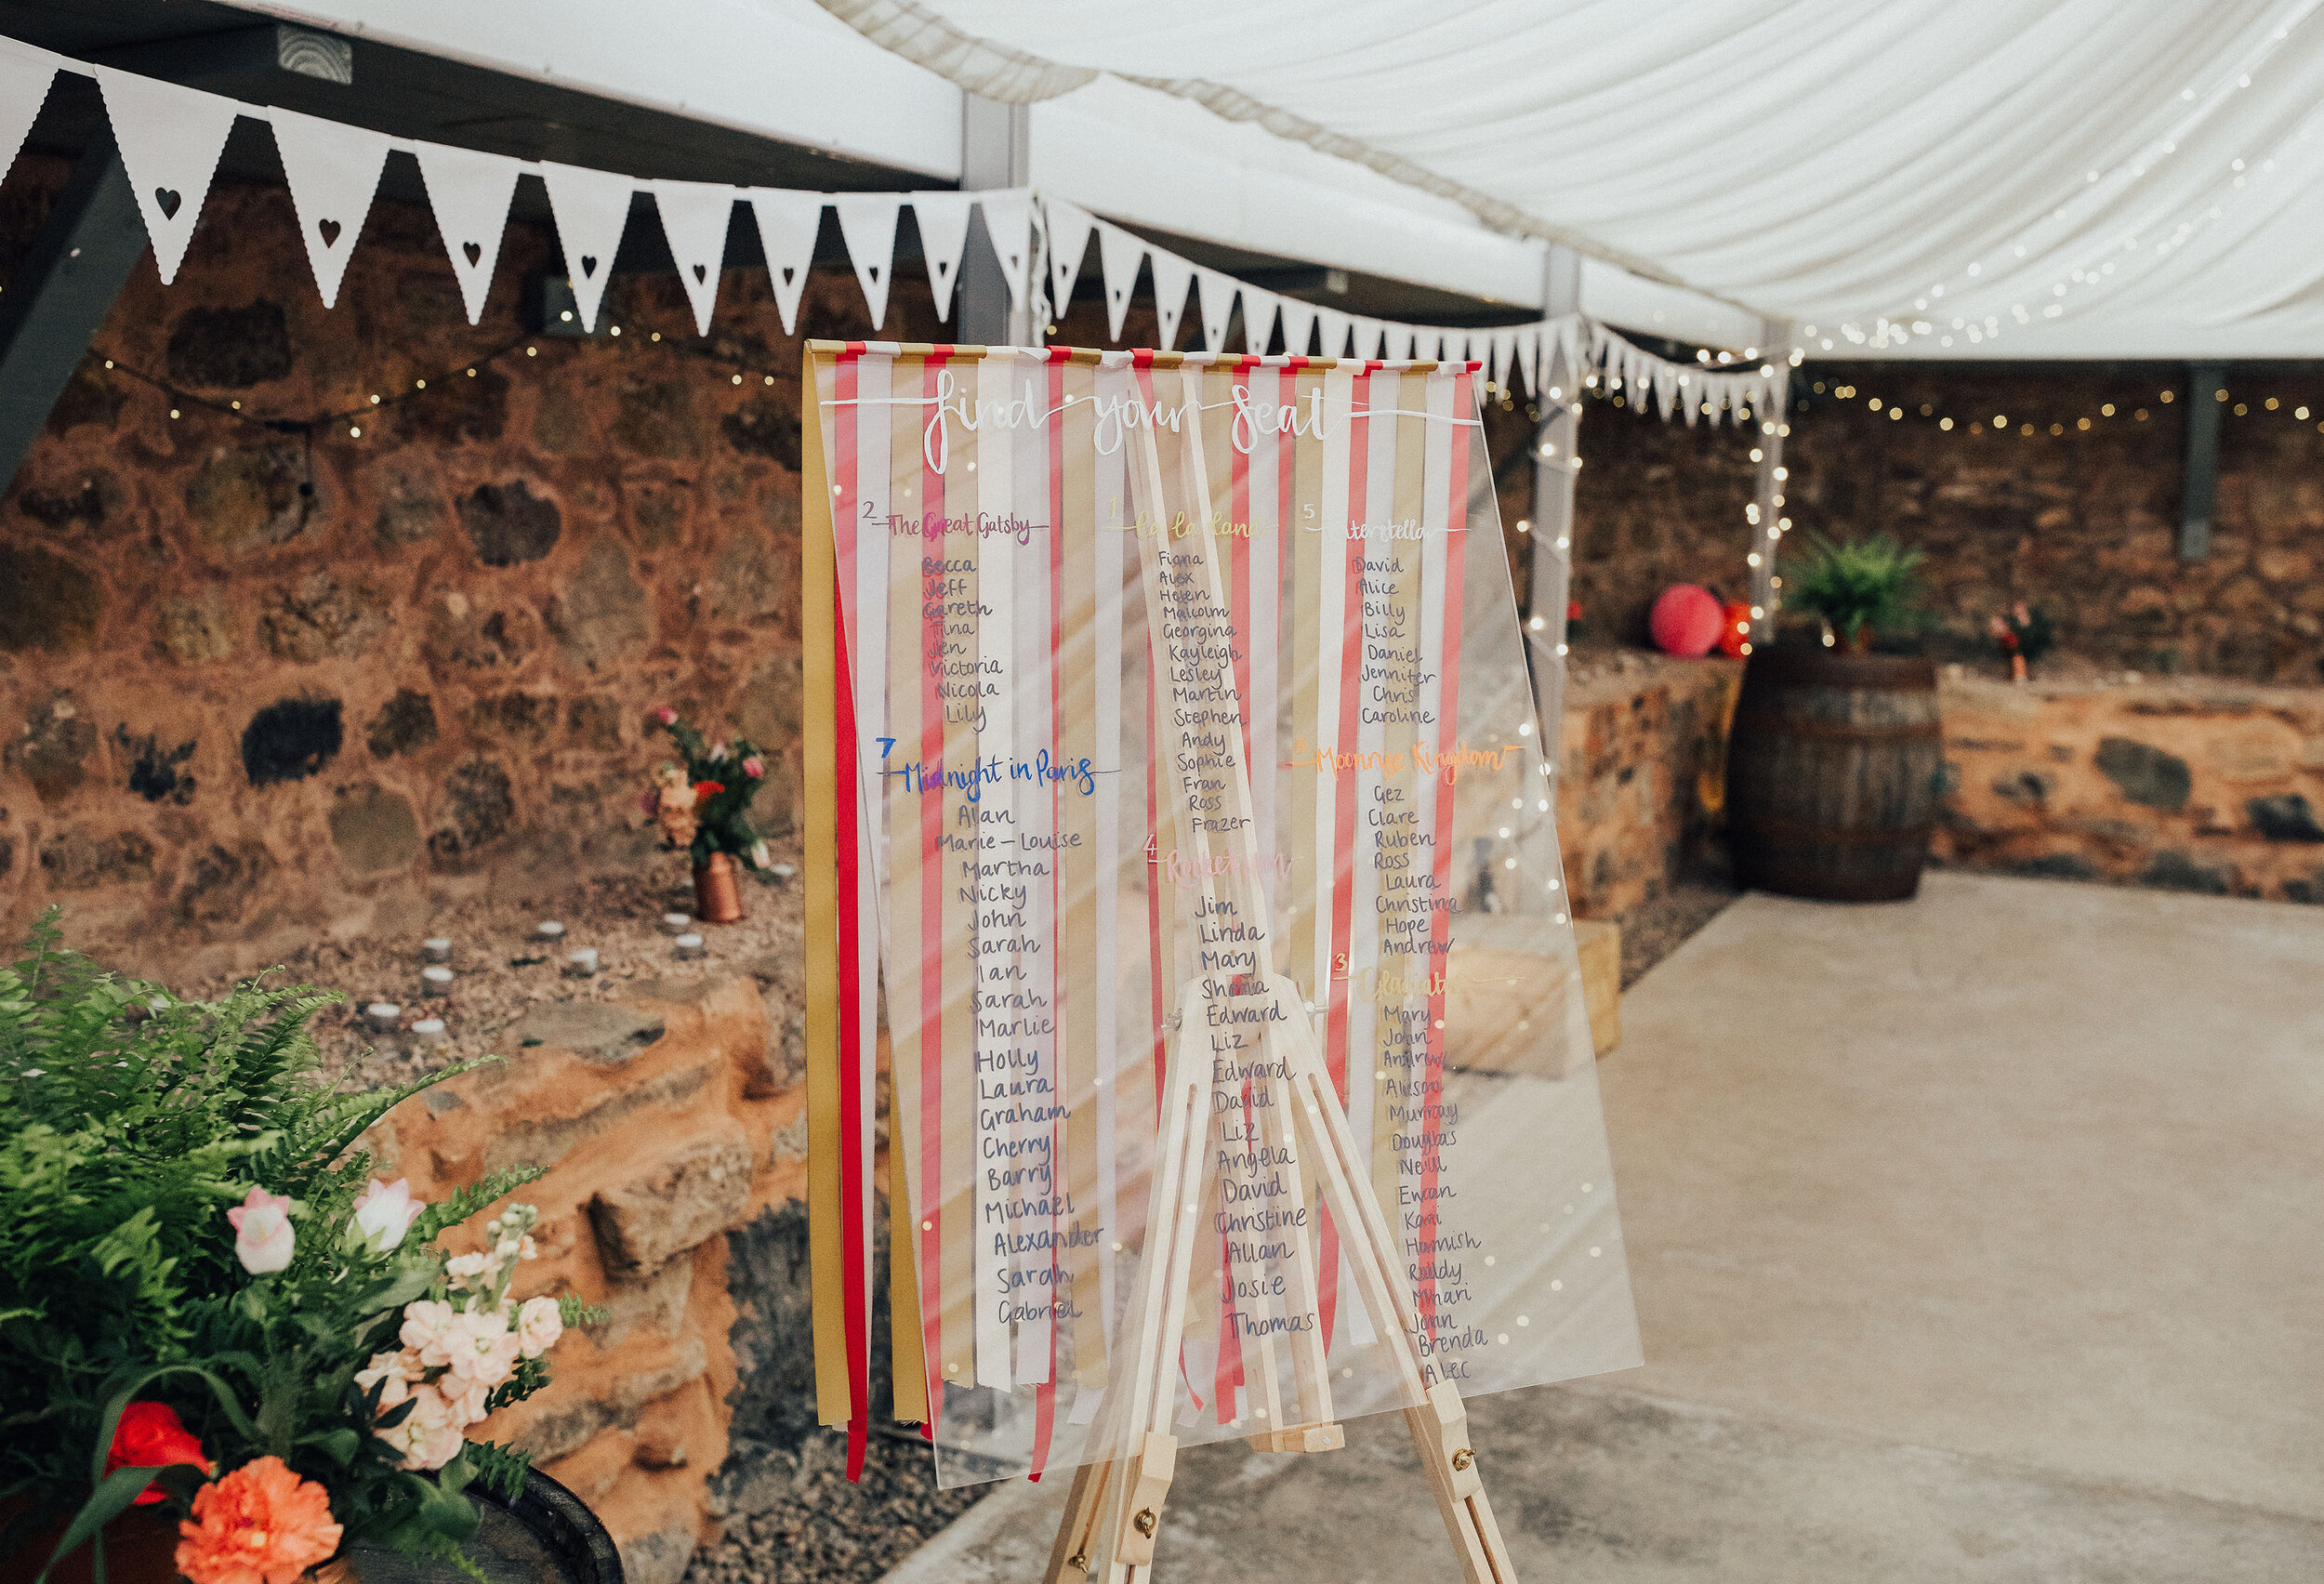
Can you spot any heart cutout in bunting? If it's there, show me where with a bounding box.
[1239,286,1278,355]
[1094,219,1142,343]
[908,191,974,322]
[831,192,903,331]
[1276,297,1316,358]
[1042,199,1095,328]
[416,141,523,325]
[746,189,824,336]
[539,160,638,332]
[96,66,243,284]
[266,105,390,310]
[977,190,1033,310]
[1148,247,1194,350]
[650,178,736,337]
[1193,269,1235,354]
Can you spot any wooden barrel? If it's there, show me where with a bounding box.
[1724,647,1942,902]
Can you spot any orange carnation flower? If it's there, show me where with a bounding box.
[175,1457,343,1584]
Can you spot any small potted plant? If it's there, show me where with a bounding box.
[643,706,773,924]
[0,913,614,1584]
[1724,534,1943,902]
[1988,601,2054,683]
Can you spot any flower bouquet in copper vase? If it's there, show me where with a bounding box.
[0,912,601,1584]
[641,706,773,923]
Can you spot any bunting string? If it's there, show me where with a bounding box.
[0,29,1781,428]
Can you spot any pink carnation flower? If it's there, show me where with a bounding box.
[226,1188,295,1275]
[742,757,765,779]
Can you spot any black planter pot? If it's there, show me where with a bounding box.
[1724,645,1943,902]
[340,1472,623,1584]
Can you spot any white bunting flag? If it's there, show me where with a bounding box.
[1095,220,1143,343]
[909,191,975,322]
[539,161,637,332]
[1492,331,1518,389]
[651,179,736,337]
[831,192,902,330]
[0,39,60,191]
[1044,198,1093,326]
[1525,327,1544,397]
[747,189,823,336]
[1314,306,1350,359]
[1350,315,1382,360]
[1277,296,1316,358]
[265,107,390,310]
[1239,285,1279,354]
[1148,247,1194,350]
[95,67,243,285]
[1191,269,1235,353]
[978,189,1034,309]
[415,142,522,326]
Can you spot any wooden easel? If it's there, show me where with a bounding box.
[1042,368,1517,1583]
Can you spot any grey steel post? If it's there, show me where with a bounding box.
[956,93,1031,348]
[1748,323,1796,644]
[0,126,147,491]
[2179,361,2226,561]
[1527,244,1583,762]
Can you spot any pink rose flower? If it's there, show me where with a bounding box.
[375,1382,466,1472]
[226,1188,295,1275]
[399,1299,458,1367]
[441,1309,522,1387]
[742,757,765,779]
[653,706,678,725]
[349,1178,424,1255]
[516,1296,564,1359]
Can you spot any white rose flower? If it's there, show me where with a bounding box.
[516,1296,565,1359]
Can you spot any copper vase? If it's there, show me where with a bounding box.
[693,851,746,924]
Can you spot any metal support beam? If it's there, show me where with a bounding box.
[2180,361,2226,561]
[1526,244,1582,759]
[0,127,147,492]
[1748,322,1795,645]
[957,93,1031,348]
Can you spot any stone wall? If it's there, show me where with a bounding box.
[1565,361,2324,685]
[1555,650,1739,920]
[0,157,907,981]
[365,963,807,1584]
[1935,672,2324,901]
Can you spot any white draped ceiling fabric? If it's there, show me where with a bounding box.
[811,0,2324,360]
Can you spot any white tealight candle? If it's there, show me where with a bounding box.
[566,947,600,977]
[366,1002,402,1031]
[421,966,454,996]
[662,912,692,935]
[674,933,706,960]
[411,1018,447,1046]
[422,937,453,963]
[535,920,565,943]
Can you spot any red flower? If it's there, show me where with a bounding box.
[105,1402,212,1505]
[693,781,723,801]
[1566,599,1583,621]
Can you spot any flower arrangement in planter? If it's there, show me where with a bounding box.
[642,706,772,924]
[0,913,603,1584]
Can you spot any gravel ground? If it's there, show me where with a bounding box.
[175,840,805,1090]
[684,1431,991,1584]
[1617,871,1742,989]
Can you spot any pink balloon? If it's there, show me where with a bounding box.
[1649,584,1725,657]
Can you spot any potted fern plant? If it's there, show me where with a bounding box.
[1724,534,1945,901]
[0,913,618,1584]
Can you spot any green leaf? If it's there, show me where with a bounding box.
[302,1427,363,1467]
[33,1465,176,1584]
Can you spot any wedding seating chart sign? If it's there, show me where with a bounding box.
[802,343,1640,1489]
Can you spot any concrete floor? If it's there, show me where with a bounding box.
[884,874,2324,1582]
